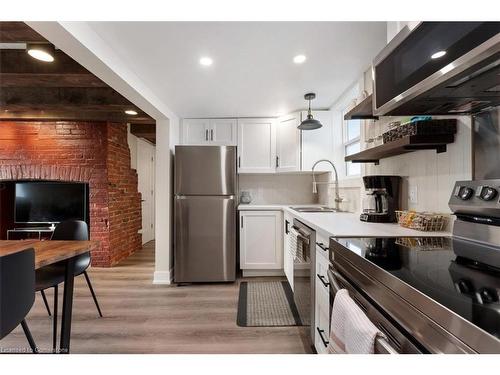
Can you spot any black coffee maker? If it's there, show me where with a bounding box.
[360,175,401,223]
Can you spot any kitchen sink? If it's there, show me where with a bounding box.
[291,206,341,213]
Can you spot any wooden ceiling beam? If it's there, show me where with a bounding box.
[130,124,156,144]
[0,22,47,43]
[0,50,92,75]
[0,109,155,124]
[0,73,108,88]
[0,87,134,107]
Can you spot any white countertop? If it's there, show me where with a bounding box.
[238,204,450,238]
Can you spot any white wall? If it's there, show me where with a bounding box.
[127,124,138,170]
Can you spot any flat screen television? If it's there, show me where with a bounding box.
[15,182,88,224]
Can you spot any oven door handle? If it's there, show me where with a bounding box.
[327,268,399,354]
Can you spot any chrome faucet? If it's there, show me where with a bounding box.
[311,159,342,211]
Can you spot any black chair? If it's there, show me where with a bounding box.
[36,220,102,352]
[0,248,38,353]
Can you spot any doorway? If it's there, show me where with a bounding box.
[137,138,156,244]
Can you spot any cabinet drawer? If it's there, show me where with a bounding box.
[315,231,330,261]
[315,306,330,353]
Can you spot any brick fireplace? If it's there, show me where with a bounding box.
[0,120,142,267]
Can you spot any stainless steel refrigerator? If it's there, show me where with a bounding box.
[174,145,236,283]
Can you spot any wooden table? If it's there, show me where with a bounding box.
[0,240,98,353]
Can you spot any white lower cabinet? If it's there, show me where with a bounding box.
[314,244,331,354]
[283,212,294,290]
[239,210,283,276]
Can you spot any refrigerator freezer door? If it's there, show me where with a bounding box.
[174,195,236,282]
[175,145,236,195]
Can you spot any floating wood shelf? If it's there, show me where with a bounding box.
[343,94,378,120]
[345,134,456,165]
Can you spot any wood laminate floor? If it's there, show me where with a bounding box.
[1,241,312,354]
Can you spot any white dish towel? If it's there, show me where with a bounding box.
[289,227,303,261]
[328,289,385,354]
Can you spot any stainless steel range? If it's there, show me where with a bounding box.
[328,179,500,353]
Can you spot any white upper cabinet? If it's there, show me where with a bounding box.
[209,119,237,145]
[276,113,301,172]
[237,118,276,174]
[181,118,237,145]
[182,119,210,145]
[301,111,334,172]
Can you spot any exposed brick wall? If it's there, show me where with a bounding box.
[0,120,142,267]
[106,123,142,265]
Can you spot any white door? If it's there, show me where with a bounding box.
[137,139,155,244]
[301,111,334,171]
[239,210,282,270]
[209,119,237,145]
[237,118,276,173]
[182,119,210,145]
[283,212,294,290]
[277,113,301,172]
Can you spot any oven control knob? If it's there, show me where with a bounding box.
[457,279,474,295]
[478,288,498,304]
[479,186,497,201]
[459,187,474,200]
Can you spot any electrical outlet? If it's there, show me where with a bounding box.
[409,185,418,204]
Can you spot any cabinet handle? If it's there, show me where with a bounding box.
[238,156,241,168]
[285,220,290,234]
[241,216,243,228]
[316,327,329,347]
[317,274,330,288]
[276,155,279,168]
[205,129,209,141]
[316,242,329,252]
[210,129,214,141]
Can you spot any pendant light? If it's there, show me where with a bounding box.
[298,93,322,130]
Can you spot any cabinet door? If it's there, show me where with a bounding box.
[283,213,294,290]
[301,111,334,171]
[209,119,237,145]
[182,119,210,145]
[237,118,276,173]
[276,114,301,172]
[239,210,282,269]
[314,251,331,353]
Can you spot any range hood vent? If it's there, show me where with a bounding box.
[373,22,500,116]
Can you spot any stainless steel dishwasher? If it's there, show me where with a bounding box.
[292,218,315,343]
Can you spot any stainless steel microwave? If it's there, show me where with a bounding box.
[372,22,500,116]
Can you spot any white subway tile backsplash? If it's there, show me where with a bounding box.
[238,174,319,205]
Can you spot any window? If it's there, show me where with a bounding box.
[343,109,361,176]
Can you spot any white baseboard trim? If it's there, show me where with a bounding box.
[153,269,173,284]
[242,269,285,277]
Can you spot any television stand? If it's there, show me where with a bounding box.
[7,226,55,240]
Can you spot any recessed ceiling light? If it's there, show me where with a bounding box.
[293,54,307,64]
[125,110,138,115]
[199,57,213,66]
[431,50,446,59]
[26,43,55,62]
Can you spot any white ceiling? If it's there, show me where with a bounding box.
[87,22,386,118]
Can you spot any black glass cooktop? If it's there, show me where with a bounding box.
[334,236,500,340]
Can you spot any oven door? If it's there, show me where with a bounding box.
[327,266,423,354]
